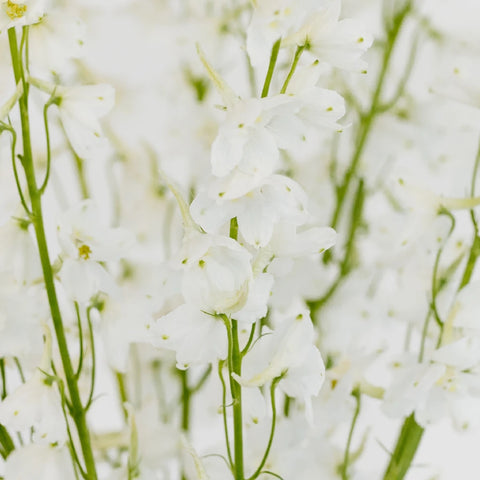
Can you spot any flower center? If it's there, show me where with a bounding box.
[5,0,27,20]
[78,244,92,260]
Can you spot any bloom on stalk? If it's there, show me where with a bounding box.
[57,199,133,304]
[29,77,115,159]
[282,0,373,72]
[0,0,46,32]
[235,306,326,418]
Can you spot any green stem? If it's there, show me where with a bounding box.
[340,389,361,480]
[218,360,234,469]
[261,38,281,98]
[231,319,245,480]
[0,359,6,400]
[309,178,365,317]
[115,372,128,421]
[0,425,14,459]
[459,139,480,290]
[227,217,244,479]
[280,45,304,94]
[382,414,424,480]
[38,99,55,194]
[327,3,411,238]
[180,369,190,432]
[8,27,97,479]
[74,152,90,199]
[247,378,280,480]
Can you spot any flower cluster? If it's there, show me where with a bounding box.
[1,0,480,479]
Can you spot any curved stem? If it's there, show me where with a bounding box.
[247,378,280,480]
[240,323,256,357]
[74,302,84,379]
[6,126,32,215]
[280,45,304,94]
[340,389,361,480]
[218,360,234,469]
[38,99,55,194]
[84,307,96,411]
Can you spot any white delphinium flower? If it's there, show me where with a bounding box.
[0,0,46,33]
[284,59,346,136]
[246,0,320,68]
[236,306,326,417]
[149,177,261,368]
[382,350,480,429]
[57,199,133,304]
[209,94,298,199]
[0,325,67,444]
[99,290,157,373]
[4,444,76,480]
[191,175,310,248]
[180,229,253,314]
[282,0,373,72]
[151,303,228,369]
[29,11,85,74]
[29,77,115,159]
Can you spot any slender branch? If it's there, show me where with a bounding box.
[74,302,84,379]
[218,360,234,469]
[261,38,281,98]
[247,378,280,480]
[280,45,305,94]
[340,389,361,480]
[84,307,96,411]
[240,323,256,357]
[38,97,56,194]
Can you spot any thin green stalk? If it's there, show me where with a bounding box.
[231,319,245,480]
[0,425,14,459]
[84,307,96,411]
[115,372,128,421]
[74,302,84,379]
[240,323,256,357]
[283,396,291,417]
[190,365,212,394]
[280,45,304,94]
[259,471,284,480]
[180,369,190,432]
[340,389,361,480]
[8,27,97,479]
[382,414,424,480]
[327,3,412,237]
[5,125,32,216]
[227,217,245,479]
[459,139,480,290]
[309,179,365,317]
[247,378,280,480]
[0,359,6,400]
[218,360,234,469]
[261,38,281,98]
[39,97,56,194]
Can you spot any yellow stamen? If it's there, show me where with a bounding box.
[5,0,27,20]
[78,244,92,260]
